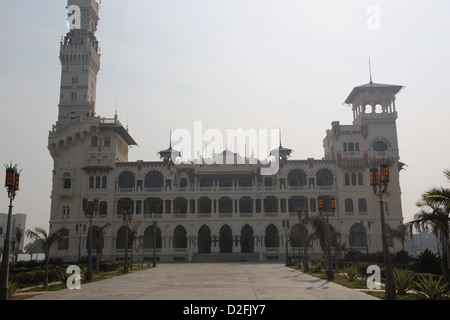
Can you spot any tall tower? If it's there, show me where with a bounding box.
[322,78,405,253]
[48,1,137,261]
[344,81,404,165]
[58,0,101,128]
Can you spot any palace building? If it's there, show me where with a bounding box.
[48,0,405,262]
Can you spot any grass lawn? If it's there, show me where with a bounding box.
[11,265,153,300]
[288,265,441,300]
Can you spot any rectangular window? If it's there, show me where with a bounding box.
[355,142,360,151]
[63,178,71,189]
[348,143,354,152]
[343,143,347,152]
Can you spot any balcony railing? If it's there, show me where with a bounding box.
[117,184,336,193]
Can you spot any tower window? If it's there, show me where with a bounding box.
[373,140,388,152]
[348,143,354,152]
[71,92,77,101]
[63,173,72,189]
[345,199,354,213]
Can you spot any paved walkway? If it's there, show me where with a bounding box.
[27,263,378,300]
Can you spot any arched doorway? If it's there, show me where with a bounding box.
[198,225,212,253]
[241,224,254,253]
[143,225,162,249]
[264,224,279,248]
[219,225,233,253]
[173,225,187,249]
[349,223,367,248]
[116,226,132,249]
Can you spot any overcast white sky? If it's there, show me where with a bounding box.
[0,1,449,243]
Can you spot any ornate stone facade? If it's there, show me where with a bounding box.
[48,1,405,262]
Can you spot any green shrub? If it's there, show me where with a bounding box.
[394,268,415,295]
[413,249,442,275]
[309,261,323,273]
[393,250,411,264]
[414,275,448,300]
[341,265,361,282]
[8,281,22,299]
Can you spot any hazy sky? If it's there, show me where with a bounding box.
[0,1,449,243]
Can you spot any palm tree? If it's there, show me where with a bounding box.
[134,235,144,267]
[308,216,329,264]
[92,223,111,273]
[409,169,450,282]
[390,224,407,251]
[24,240,43,261]
[26,227,69,288]
[13,227,24,262]
[129,221,141,270]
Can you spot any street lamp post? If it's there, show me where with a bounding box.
[122,208,132,273]
[0,163,21,300]
[153,220,157,267]
[370,164,396,299]
[282,219,290,266]
[76,223,86,263]
[318,197,334,281]
[83,197,99,282]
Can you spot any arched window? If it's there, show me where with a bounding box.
[373,140,388,152]
[317,169,333,186]
[118,171,135,189]
[239,197,253,214]
[180,178,188,188]
[144,171,164,189]
[358,198,367,214]
[288,169,307,187]
[63,173,72,189]
[218,197,233,213]
[345,199,354,213]
[61,206,70,219]
[349,223,367,248]
[58,230,69,250]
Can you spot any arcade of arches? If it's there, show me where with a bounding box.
[112,222,394,254]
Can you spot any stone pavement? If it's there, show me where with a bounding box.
[27,262,378,300]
